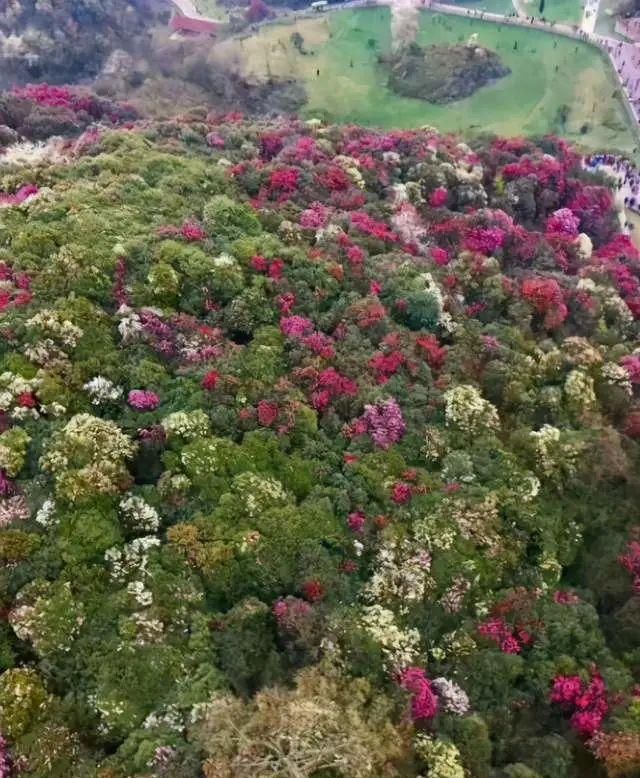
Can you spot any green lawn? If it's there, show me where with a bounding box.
[194,0,229,20]
[451,0,516,16]
[451,0,583,25]
[515,0,583,25]
[224,8,636,153]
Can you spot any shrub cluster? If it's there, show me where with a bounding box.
[0,108,639,777]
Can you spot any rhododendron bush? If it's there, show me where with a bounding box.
[0,84,137,142]
[1,109,640,778]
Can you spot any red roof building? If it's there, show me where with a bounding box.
[169,13,221,35]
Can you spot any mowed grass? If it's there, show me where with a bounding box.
[453,0,516,15]
[217,7,636,152]
[514,0,583,25]
[194,0,229,20]
[452,0,582,24]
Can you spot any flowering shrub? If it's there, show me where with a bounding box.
[414,735,465,778]
[619,536,640,594]
[40,414,136,503]
[0,184,39,209]
[352,398,407,449]
[0,112,637,778]
[550,672,609,737]
[127,390,160,412]
[0,734,11,778]
[4,84,137,140]
[84,376,123,405]
[430,187,449,208]
[521,277,568,330]
[546,207,580,238]
[444,385,500,436]
[431,677,469,715]
[398,667,439,721]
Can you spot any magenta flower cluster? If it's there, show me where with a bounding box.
[546,207,580,238]
[0,184,39,209]
[0,734,11,778]
[398,667,439,721]
[550,672,609,738]
[280,315,315,338]
[361,398,406,449]
[127,390,160,412]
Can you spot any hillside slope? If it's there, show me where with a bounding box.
[0,96,640,777]
[0,0,160,86]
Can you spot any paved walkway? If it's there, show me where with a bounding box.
[431,2,582,36]
[591,162,639,209]
[601,38,640,120]
[581,0,599,35]
[584,156,640,237]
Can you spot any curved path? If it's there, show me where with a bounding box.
[168,0,224,24]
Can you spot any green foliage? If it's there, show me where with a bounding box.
[203,194,262,242]
[0,426,30,476]
[442,714,492,777]
[54,501,122,565]
[10,579,84,657]
[1,111,640,778]
[0,668,50,738]
[212,597,281,695]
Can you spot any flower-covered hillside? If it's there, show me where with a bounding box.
[2,109,640,777]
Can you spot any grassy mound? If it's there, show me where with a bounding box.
[386,41,511,103]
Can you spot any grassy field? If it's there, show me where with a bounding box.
[194,0,230,20]
[453,0,583,24]
[513,0,583,25]
[215,7,637,152]
[451,0,515,15]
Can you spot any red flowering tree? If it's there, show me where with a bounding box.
[246,0,274,23]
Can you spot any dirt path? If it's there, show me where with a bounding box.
[168,0,223,22]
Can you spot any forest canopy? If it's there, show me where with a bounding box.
[0,90,639,777]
